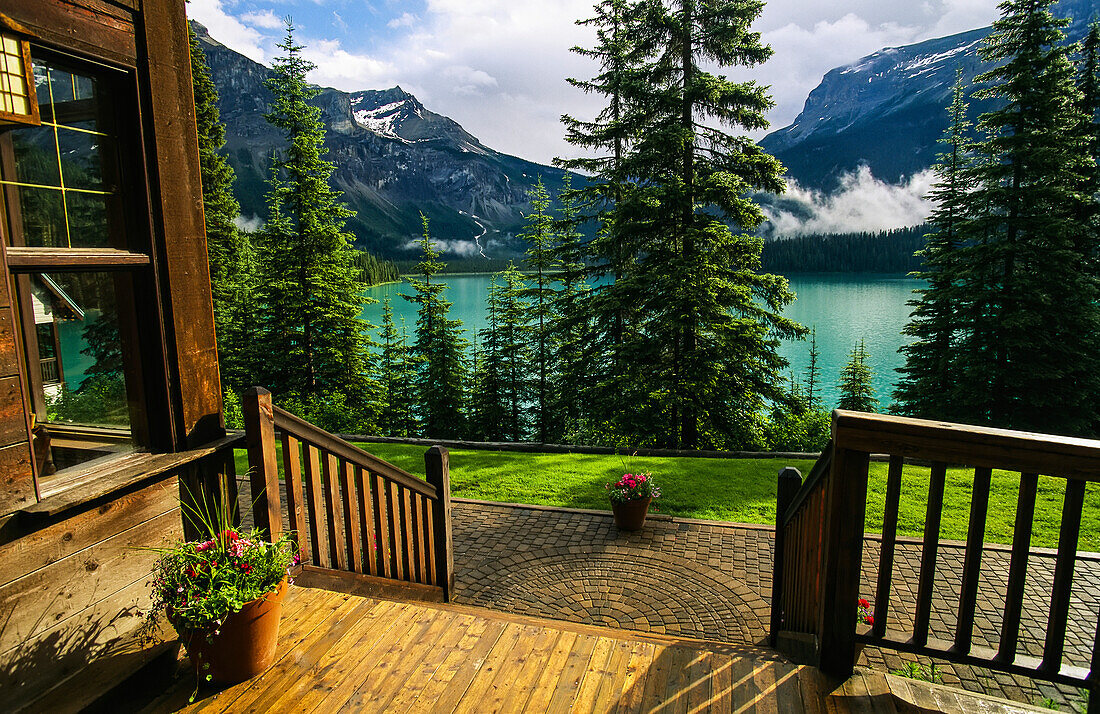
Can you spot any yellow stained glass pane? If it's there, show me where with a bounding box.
[0,51,7,75]
[10,74,25,97]
[2,36,19,55]
[0,73,8,93]
[0,94,9,114]
[11,95,25,115]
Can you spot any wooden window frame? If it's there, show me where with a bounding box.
[0,42,173,489]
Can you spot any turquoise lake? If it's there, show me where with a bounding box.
[361,273,922,410]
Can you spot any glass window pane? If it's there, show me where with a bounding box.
[15,186,67,247]
[10,126,61,186]
[57,126,105,191]
[64,191,112,248]
[47,66,74,105]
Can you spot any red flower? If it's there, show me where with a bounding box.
[866,615,874,625]
[858,598,870,609]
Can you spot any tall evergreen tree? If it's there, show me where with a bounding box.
[190,27,256,392]
[955,0,1100,433]
[895,73,971,420]
[469,277,510,441]
[601,0,804,448]
[838,340,876,412]
[378,299,418,436]
[254,21,371,405]
[520,178,558,443]
[404,215,467,438]
[804,326,820,407]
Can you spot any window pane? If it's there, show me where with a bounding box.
[15,186,67,247]
[11,126,60,186]
[64,191,111,247]
[57,126,106,191]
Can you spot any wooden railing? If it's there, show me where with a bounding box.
[242,387,454,600]
[772,410,1100,710]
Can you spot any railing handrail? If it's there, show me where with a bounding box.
[833,409,1100,478]
[273,405,436,498]
[781,440,832,526]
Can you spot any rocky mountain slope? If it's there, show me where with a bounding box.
[192,22,570,258]
[760,0,1097,191]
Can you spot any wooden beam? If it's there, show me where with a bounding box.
[425,446,454,601]
[242,387,282,541]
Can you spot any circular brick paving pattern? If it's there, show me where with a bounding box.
[459,544,769,643]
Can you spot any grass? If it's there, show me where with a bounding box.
[235,443,1100,550]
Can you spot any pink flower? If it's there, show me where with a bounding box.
[196,540,215,552]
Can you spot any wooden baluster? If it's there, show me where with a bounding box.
[1040,478,1086,675]
[323,454,347,570]
[242,387,283,541]
[423,494,436,586]
[772,467,803,645]
[356,466,378,576]
[913,462,946,648]
[1090,604,1100,714]
[341,460,362,573]
[997,472,1037,664]
[817,447,870,679]
[955,466,992,654]
[374,473,392,578]
[303,444,327,566]
[219,449,241,529]
[389,484,405,580]
[426,446,454,601]
[281,434,309,563]
[873,455,904,638]
[413,492,428,583]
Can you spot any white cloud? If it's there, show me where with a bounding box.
[241,10,285,30]
[234,214,264,232]
[388,12,418,29]
[187,0,269,64]
[402,237,481,256]
[302,39,396,86]
[765,166,935,236]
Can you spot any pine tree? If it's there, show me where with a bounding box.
[895,73,971,420]
[594,0,804,448]
[190,27,256,392]
[404,215,467,438]
[469,277,510,441]
[804,326,820,407]
[838,340,876,412]
[254,21,371,408]
[954,0,1100,433]
[520,178,558,443]
[378,299,417,436]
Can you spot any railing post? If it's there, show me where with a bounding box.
[816,446,869,679]
[243,387,282,541]
[771,466,803,646]
[425,446,454,601]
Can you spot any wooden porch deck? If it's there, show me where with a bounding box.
[136,583,1044,714]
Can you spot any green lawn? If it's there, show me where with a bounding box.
[235,443,1100,550]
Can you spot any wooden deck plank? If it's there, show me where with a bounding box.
[544,632,600,713]
[340,608,460,711]
[385,613,480,711]
[751,658,780,714]
[521,630,580,713]
[660,645,695,714]
[773,660,808,714]
[616,639,657,714]
[571,635,617,713]
[683,646,713,712]
[407,617,509,713]
[729,651,759,714]
[592,637,634,711]
[487,625,561,713]
[705,651,735,713]
[637,642,675,712]
[259,599,410,713]
[449,621,527,713]
[304,603,439,713]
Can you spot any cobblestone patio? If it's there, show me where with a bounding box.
[451,499,1097,712]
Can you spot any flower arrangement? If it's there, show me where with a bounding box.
[606,471,661,504]
[857,597,874,626]
[144,491,298,637]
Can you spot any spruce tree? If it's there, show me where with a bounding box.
[895,74,971,420]
[955,0,1100,433]
[598,0,804,448]
[190,27,256,392]
[520,178,558,443]
[254,21,371,407]
[404,215,467,438]
[838,340,877,412]
[469,277,510,441]
[804,326,820,407]
[378,299,417,436]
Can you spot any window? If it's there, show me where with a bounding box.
[0,48,154,480]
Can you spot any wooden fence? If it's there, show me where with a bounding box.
[772,410,1100,712]
[241,387,454,600]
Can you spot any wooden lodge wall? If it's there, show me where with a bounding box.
[0,0,227,710]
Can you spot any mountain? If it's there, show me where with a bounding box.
[191,21,571,258]
[760,0,1098,191]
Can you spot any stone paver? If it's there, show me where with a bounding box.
[450,500,1096,713]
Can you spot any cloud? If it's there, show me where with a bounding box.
[764,166,934,236]
[234,214,265,232]
[402,238,482,257]
[241,10,285,30]
[388,12,418,29]
[188,0,269,64]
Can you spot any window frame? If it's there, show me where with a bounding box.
[0,43,173,486]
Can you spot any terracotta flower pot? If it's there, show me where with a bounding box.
[612,497,652,530]
[180,577,288,684]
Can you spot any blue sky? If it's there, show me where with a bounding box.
[188,0,1003,167]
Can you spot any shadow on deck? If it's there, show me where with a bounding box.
[133,582,1045,714]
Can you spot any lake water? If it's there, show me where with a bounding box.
[361,273,922,410]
